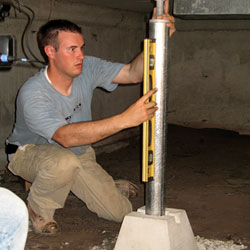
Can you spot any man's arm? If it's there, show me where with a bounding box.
[113,0,175,85]
[52,88,158,147]
[112,52,144,84]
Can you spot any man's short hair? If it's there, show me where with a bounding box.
[37,19,82,63]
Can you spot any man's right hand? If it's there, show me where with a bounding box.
[120,88,158,128]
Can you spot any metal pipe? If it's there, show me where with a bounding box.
[145,19,169,216]
[155,0,165,16]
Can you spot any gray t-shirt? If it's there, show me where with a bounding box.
[7,56,124,155]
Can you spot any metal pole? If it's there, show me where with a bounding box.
[155,0,164,16]
[145,18,169,216]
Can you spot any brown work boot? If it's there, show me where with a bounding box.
[115,179,139,199]
[27,203,60,236]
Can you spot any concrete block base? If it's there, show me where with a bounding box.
[114,206,198,250]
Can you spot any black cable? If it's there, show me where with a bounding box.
[17,1,41,62]
[12,0,45,66]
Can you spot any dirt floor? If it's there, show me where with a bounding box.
[1,125,250,249]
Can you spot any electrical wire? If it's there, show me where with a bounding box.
[11,0,45,66]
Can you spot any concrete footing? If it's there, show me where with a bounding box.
[114,206,198,250]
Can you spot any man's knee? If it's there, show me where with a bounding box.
[111,209,132,223]
[42,148,80,184]
[101,198,133,223]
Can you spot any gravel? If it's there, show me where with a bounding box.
[195,236,247,250]
[90,235,248,250]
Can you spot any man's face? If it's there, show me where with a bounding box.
[52,31,85,79]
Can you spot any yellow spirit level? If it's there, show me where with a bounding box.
[142,39,156,182]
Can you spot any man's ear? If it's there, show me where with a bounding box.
[44,45,55,59]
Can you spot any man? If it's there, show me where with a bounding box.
[5,2,175,235]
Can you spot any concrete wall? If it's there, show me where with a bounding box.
[168,18,250,134]
[0,0,146,170]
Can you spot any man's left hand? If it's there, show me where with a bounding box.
[152,0,176,37]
